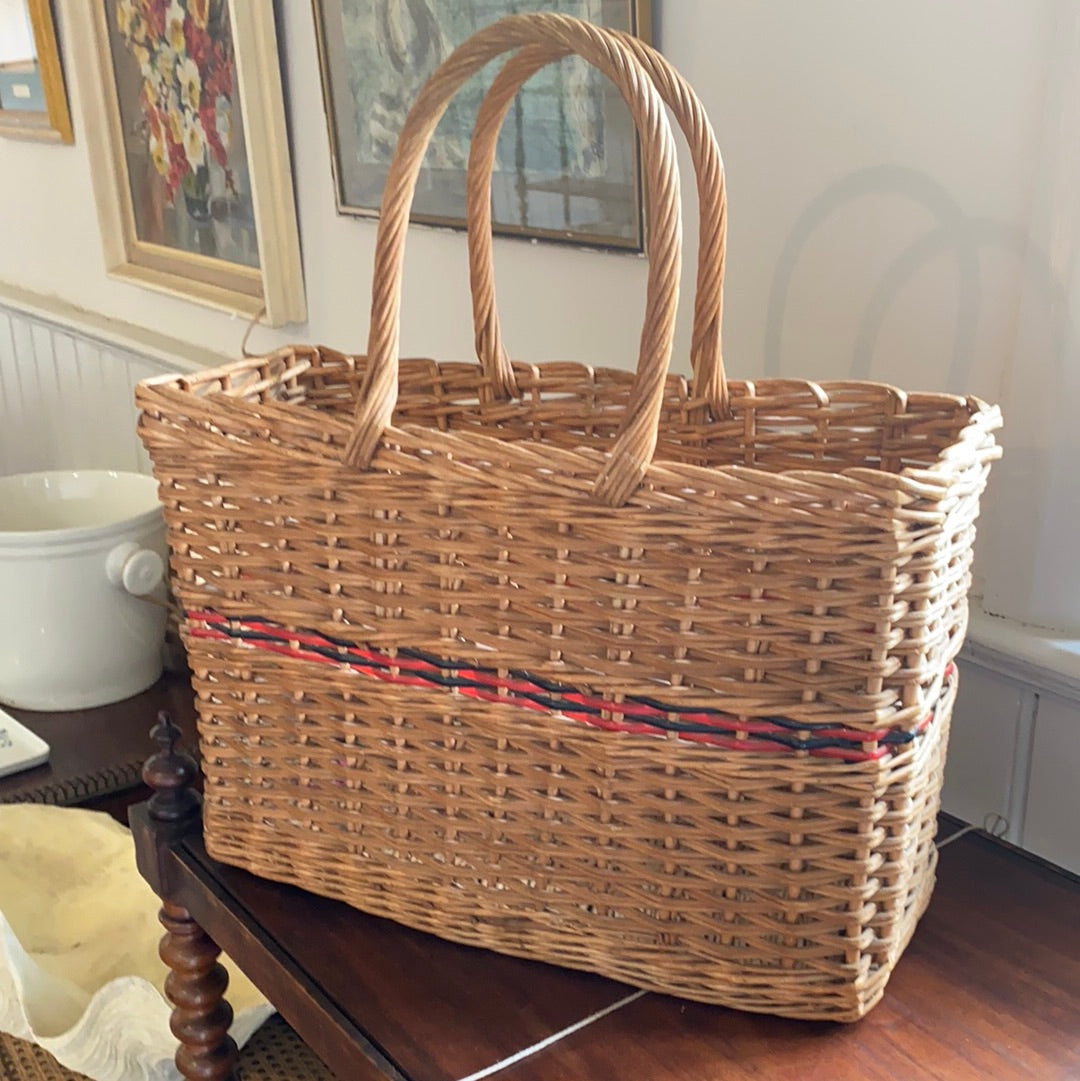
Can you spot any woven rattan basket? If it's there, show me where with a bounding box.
[136,14,1001,1022]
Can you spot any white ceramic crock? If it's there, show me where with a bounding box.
[0,470,169,710]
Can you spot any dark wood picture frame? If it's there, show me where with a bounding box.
[312,0,653,252]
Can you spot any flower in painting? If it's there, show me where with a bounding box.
[188,0,210,30]
[176,56,201,112]
[149,129,170,178]
[129,11,148,45]
[146,101,162,141]
[115,0,136,37]
[153,44,175,88]
[165,1,185,53]
[216,103,230,153]
[115,0,236,203]
[182,110,207,170]
[203,40,232,100]
[128,39,149,76]
[200,99,227,169]
[167,96,184,146]
[145,0,169,39]
[183,18,211,74]
[166,126,187,192]
[146,106,170,178]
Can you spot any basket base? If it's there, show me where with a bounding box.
[191,646,953,1022]
[205,827,936,1022]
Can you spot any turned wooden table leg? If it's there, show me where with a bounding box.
[133,712,241,1080]
[159,901,239,1081]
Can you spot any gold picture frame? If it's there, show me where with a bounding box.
[62,0,306,326]
[312,0,652,252]
[0,0,74,144]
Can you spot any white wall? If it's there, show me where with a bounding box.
[0,0,1074,628]
[0,1,1054,373]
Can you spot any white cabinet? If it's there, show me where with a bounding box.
[1024,693,1080,873]
[942,654,1080,876]
[941,661,1026,834]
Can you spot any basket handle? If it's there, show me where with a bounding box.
[345,13,682,507]
[467,32,728,415]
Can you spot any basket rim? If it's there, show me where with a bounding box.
[136,354,1002,499]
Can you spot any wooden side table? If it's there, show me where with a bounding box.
[131,716,1080,1081]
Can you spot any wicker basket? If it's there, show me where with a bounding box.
[136,14,1001,1022]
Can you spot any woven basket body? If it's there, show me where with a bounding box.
[136,15,1000,1022]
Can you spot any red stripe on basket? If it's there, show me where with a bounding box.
[186,611,948,762]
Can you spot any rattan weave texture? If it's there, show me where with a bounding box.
[136,13,1000,1021]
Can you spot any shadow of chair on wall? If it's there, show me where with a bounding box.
[762,163,1071,393]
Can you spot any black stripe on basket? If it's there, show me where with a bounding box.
[186,610,950,759]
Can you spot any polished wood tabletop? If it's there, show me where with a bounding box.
[6,681,1076,1079]
[0,675,195,810]
[133,782,1080,1081]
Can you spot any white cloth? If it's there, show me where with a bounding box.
[0,804,273,1081]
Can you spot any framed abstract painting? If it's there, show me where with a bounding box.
[312,0,652,251]
[65,0,306,325]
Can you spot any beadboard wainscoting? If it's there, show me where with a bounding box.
[1,290,1077,875]
[0,288,221,477]
[1,313,155,477]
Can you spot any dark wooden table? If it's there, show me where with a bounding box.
[0,675,196,818]
[132,720,1080,1081]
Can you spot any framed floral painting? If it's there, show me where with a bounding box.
[65,0,306,325]
[312,0,651,251]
